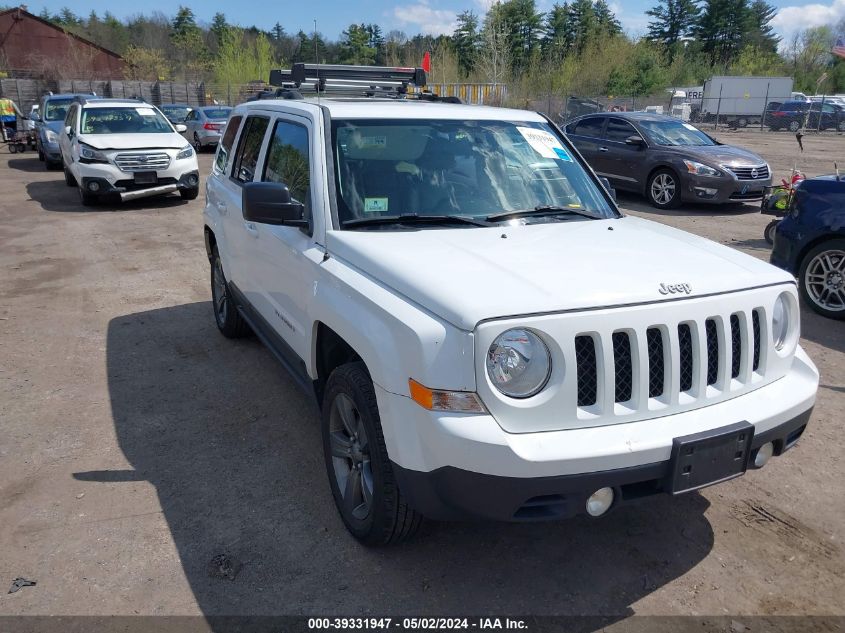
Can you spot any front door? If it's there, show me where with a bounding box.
[592,117,646,192]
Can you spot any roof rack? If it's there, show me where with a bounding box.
[267,63,452,101]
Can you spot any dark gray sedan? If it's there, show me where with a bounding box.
[564,112,772,209]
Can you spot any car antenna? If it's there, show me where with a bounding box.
[314,19,320,106]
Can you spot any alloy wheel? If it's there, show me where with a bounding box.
[651,173,676,206]
[328,392,373,521]
[804,249,845,313]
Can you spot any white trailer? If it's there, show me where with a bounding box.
[697,76,794,127]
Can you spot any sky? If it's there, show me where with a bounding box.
[26,0,845,42]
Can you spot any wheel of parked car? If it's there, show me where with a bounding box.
[180,187,199,200]
[77,185,99,207]
[647,169,681,209]
[210,246,251,338]
[321,361,423,545]
[764,220,779,245]
[193,133,203,153]
[63,165,77,187]
[788,120,801,132]
[798,239,845,320]
[37,147,44,161]
[737,117,748,128]
[8,143,17,154]
[838,121,845,132]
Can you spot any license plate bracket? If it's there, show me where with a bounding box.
[134,171,157,185]
[668,422,754,495]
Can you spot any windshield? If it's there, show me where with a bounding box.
[202,108,231,120]
[331,119,615,227]
[637,120,716,146]
[44,98,74,121]
[161,105,191,120]
[80,106,174,134]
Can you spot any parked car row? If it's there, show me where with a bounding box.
[766,100,845,132]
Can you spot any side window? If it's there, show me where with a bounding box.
[215,114,242,174]
[605,118,640,143]
[262,119,311,219]
[65,105,78,133]
[231,115,269,184]
[573,117,604,138]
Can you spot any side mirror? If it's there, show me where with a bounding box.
[175,123,187,133]
[31,112,41,122]
[624,135,645,147]
[242,181,307,227]
[64,125,73,138]
[600,176,617,201]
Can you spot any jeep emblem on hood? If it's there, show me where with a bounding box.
[659,282,692,295]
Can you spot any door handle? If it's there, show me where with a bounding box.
[243,221,259,237]
[599,147,609,152]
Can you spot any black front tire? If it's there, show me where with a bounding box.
[46,159,62,170]
[180,186,199,200]
[798,239,845,320]
[78,186,98,206]
[210,246,251,338]
[64,165,77,187]
[647,168,682,210]
[764,220,778,245]
[322,362,423,545]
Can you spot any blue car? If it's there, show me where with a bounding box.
[770,175,845,319]
[34,93,97,169]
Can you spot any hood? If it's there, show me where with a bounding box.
[326,216,793,331]
[670,143,765,167]
[43,120,64,135]
[78,133,187,150]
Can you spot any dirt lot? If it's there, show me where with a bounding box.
[0,129,843,625]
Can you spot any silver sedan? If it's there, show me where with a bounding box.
[181,106,232,152]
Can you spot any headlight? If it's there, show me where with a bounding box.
[771,293,790,350]
[176,145,194,160]
[684,160,721,177]
[79,144,109,163]
[45,129,58,143]
[486,328,551,398]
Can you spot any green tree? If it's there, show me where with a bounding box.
[211,12,230,44]
[339,23,376,65]
[593,0,621,36]
[646,0,700,59]
[496,0,545,73]
[606,41,666,96]
[694,0,753,67]
[745,0,779,54]
[452,10,480,77]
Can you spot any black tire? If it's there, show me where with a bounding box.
[737,117,748,128]
[210,246,251,337]
[46,159,62,170]
[322,362,423,545]
[788,120,801,132]
[764,220,778,246]
[180,186,199,200]
[838,120,845,133]
[798,239,845,320]
[64,165,77,187]
[37,148,44,161]
[8,143,17,154]
[647,168,682,209]
[193,133,203,153]
[78,186,98,207]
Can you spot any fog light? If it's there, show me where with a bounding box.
[586,487,614,517]
[753,442,774,468]
[188,174,198,185]
[88,181,100,192]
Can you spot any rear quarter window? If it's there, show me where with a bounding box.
[214,115,243,175]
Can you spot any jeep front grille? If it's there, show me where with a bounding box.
[574,307,766,413]
[114,152,171,172]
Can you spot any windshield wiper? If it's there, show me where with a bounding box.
[486,205,603,222]
[343,213,490,228]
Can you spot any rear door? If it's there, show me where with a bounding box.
[564,116,606,168]
[591,117,646,192]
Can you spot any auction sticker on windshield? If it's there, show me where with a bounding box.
[136,108,157,116]
[517,127,572,161]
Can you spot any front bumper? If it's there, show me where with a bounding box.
[378,347,817,521]
[81,170,199,198]
[393,408,811,521]
[41,139,61,161]
[682,174,772,204]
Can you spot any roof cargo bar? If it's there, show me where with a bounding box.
[269,63,426,95]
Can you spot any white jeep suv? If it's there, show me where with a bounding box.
[203,65,818,545]
[59,97,200,206]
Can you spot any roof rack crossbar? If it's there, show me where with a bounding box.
[290,63,426,87]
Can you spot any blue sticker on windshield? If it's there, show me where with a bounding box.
[553,147,572,162]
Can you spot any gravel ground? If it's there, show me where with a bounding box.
[0,129,842,624]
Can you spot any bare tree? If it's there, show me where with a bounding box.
[477,9,510,87]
